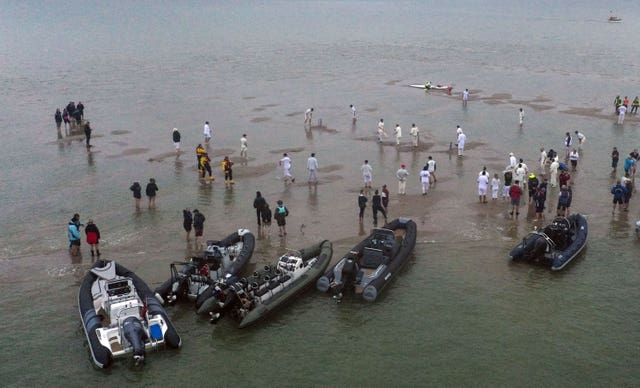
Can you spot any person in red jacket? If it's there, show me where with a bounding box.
[508,180,522,217]
[85,219,101,257]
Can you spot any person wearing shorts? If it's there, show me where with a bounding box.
[193,209,205,247]
[509,181,522,217]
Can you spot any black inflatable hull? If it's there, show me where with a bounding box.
[317,218,417,302]
[78,260,182,369]
[509,213,588,271]
[154,230,255,307]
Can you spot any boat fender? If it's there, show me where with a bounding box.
[316,276,330,292]
[362,285,378,302]
[237,228,250,236]
[122,316,146,361]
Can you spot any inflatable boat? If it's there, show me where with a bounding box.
[154,229,254,307]
[410,83,453,92]
[202,240,333,327]
[317,218,417,302]
[78,260,182,368]
[509,214,588,271]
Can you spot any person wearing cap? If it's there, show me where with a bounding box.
[85,219,101,257]
[527,173,539,204]
[172,128,181,153]
[396,164,409,195]
[240,134,248,159]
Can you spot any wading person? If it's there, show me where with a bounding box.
[372,189,387,225]
[146,178,159,208]
[183,208,193,241]
[274,200,289,236]
[193,209,205,248]
[85,219,101,257]
[358,190,367,223]
[130,181,142,209]
[68,213,82,256]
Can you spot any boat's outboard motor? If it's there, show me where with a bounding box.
[206,246,223,271]
[122,316,146,365]
[334,258,358,298]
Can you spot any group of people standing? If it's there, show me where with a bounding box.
[613,95,639,125]
[375,118,421,147]
[253,192,289,236]
[54,101,92,149]
[67,213,101,258]
[129,178,159,209]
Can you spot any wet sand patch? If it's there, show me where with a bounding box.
[253,107,266,112]
[110,140,128,146]
[242,96,256,100]
[483,100,506,105]
[270,147,305,154]
[208,148,236,158]
[251,117,270,123]
[111,130,131,135]
[308,125,338,134]
[365,108,378,112]
[260,103,279,108]
[317,164,342,173]
[148,152,179,162]
[559,107,607,119]
[385,79,401,85]
[229,162,275,178]
[286,111,304,117]
[481,93,512,100]
[106,147,151,159]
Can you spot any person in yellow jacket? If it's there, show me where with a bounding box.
[222,156,234,184]
[195,144,206,174]
[200,153,214,181]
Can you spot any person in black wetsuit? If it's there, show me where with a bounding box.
[77,101,84,119]
[145,178,159,208]
[183,208,193,241]
[130,181,142,209]
[253,191,267,226]
[372,189,387,225]
[358,190,367,223]
[54,108,62,129]
[83,121,92,149]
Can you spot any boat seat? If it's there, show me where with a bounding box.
[361,247,385,269]
[278,274,291,283]
[268,280,280,290]
[255,287,270,297]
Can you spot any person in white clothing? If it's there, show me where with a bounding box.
[617,105,627,125]
[456,125,463,135]
[539,147,547,171]
[569,149,579,171]
[462,89,469,106]
[203,121,212,143]
[304,108,314,124]
[491,173,501,201]
[410,124,419,147]
[574,130,586,145]
[361,160,373,188]
[279,153,295,184]
[377,119,387,143]
[394,124,402,145]
[508,152,517,169]
[549,157,559,187]
[307,152,318,184]
[350,104,356,120]
[457,131,466,157]
[477,171,489,203]
[240,134,248,158]
[515,163,527,189]
[518,108,525,127]
[396,164,409,195]
[419,167,430,195]
[427,156,437,183]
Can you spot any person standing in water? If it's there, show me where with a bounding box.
[130,182,142,209]
[361,159,373,188]
[200,153,214,181]
[394,124,402,146]
[240,134,248,159]
[427,156,437,183]
[83,121,92,150]
[372,189,387,225]
[419,166,430,195]
[457,130,467,157]
[396,164,409,195]
[203,121,212,143]
[145,178,159,208]
[410,124,419,147]
[54,108,63,130]
[307,152,318,184]
[518,108,524,127]
[85,219,101,257]
[222,156,234,185]
[192,209,205,248]
[611,147,620,172]
[381,184,390,210]
[183,208,193,241]
[280,153,295,184]
[253,191,267,226]
[304,108,314,124]
[68,213,82,256]
[274,200,289,237]
[172,128,181,153]
[631,96,639,114]
[350,104,356,121]
[377,119,387,143]
[358,190,367,223]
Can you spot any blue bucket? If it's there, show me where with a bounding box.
[149,323,163,340]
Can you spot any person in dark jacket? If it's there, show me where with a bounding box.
[611,180,629,214]
[145,178,159,208]
[54,108,63,129]
[85,219,101,257]
[193,209,206,247]
[77,101,84,119]
[261,203,272,226]
[172,128,181,153]
[274,200,289,237]
[358,190,367,222]
[84,121,92,149]
[253,191,267,226]
[130,181,142,209]
[372,189,387,225]
[183,208,193,241]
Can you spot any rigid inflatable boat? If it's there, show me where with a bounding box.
[154,229,254,307]
[78,260,181,368]
[317,218,417,302]
[509,214,588,271]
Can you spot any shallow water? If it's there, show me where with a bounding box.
[1,1,640,386]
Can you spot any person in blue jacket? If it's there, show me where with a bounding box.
[68,213,82,256]
[611,180,629,214]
